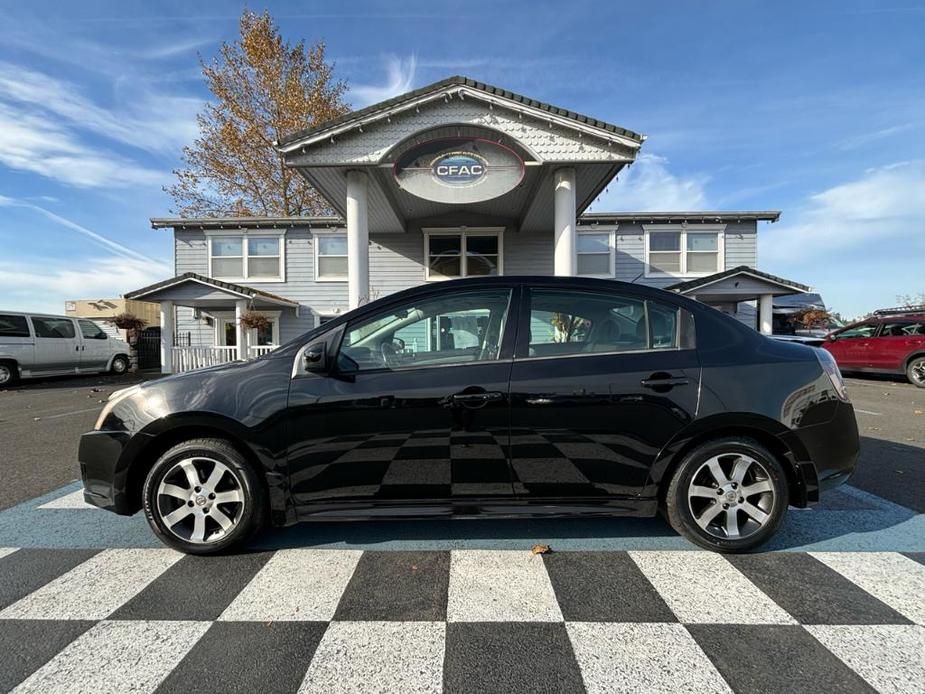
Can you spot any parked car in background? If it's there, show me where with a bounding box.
[80,276,859,555]
[822,308,925,388]
[0,312,131,386]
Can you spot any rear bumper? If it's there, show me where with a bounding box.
[791,399,860,494]
[78,430,147,515]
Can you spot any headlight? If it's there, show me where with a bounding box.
[815,348,849,402]
[94,385,142,430]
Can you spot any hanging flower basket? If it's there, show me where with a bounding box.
[240,311,270,331]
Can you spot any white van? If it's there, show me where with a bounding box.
[0,312,131,386]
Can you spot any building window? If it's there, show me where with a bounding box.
[315,234,348,281]
[208,234,284,281]
[644,225,724,277]
[423,228,503,280]
[576,232,613,276]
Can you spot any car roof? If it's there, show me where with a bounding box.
[0,311,79,320]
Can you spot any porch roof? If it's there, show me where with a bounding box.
[667,265,811,303]
[124,272,299,309]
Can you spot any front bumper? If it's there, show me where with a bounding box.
[79,430,146,515]
[792,399,860,493]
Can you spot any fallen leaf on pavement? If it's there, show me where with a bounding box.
[531,544,551,555]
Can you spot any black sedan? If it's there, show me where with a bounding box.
[79,276,859,554]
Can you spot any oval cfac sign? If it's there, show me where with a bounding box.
[431,153,486,185]
[393,137,525,204]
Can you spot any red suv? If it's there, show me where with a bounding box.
[822,311,925,387]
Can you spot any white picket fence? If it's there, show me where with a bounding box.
[170,344,279,372]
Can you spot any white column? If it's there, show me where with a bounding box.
[346,169,370,309]
[159,301,174,374]
[553,167,577,276]
[759,294,774,334]
[235,300,247,360]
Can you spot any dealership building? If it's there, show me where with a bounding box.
[126,76,810,372]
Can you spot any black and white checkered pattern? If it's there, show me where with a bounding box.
[1,547,922,693]
[291,428,649,500]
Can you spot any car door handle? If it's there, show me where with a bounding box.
[450,391,504,404]
[640,374,690,389]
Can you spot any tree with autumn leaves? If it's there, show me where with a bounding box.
[167,11,349,217]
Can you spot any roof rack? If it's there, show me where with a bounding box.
[872,305,925,316]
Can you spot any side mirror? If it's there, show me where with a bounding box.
[826,334,836,342]
[303,342,327,372]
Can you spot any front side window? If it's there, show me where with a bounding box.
[338,289,512,372]
[646,227,723,276]
[78,320,107,340]
[0,314,30,337]
[425,230,501,280]
[210,235,283,280]
[316,235,348,280]
[31,317,76,339]
[835,323,878,340]
[526,289,685,358]
[576,232,612,276]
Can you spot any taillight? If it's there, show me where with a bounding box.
[816,348,850,402]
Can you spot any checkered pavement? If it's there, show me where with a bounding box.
[289,428,650,499]
[1,547,922,693]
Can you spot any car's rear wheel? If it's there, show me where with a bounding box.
[142,438,265,554]
[665,437,788,552]
[906,356,925,388]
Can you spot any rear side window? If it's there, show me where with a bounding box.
[0,314,30,337]
[525,289,692,358]
[879,321,925,337]
[31,317,76,339]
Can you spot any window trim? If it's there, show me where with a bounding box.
[422,227,504,281]
[313,230,349,283]
[205,229,286,283]
[575,228,616,278]
[643,224,725,278]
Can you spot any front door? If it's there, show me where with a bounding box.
[826,321,879,368]
[77,319,112,371]
[508,287,700,499]
[286,286,517,508]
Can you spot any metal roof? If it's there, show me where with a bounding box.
[124,272,299,306]
[276,75,644,150]
[667,265,810,294]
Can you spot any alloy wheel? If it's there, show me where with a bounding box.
[155,457,245,544]
[687,453,776,540]
[112,357,128,374]
[910,359,925,387]
[0,365,10,385]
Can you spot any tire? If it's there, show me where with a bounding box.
[906,356,925,388]
[142,438,266,555]
[110,355,130,375]
[665,437,789,553]
[0,361,18,387]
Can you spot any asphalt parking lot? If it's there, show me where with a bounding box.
[0,372,922,693]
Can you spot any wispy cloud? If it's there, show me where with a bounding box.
[0,257,169,314]
[589,154,709,212]
[0,103,166,188]
[760,160,925,263]
[350,54,417,107]
[835,122,919,151]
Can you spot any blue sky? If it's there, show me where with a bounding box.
[1,0,923,318]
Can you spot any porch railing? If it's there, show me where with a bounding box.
[169,344,280,373]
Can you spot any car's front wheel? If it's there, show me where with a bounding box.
[665,437,788,552]
[906,356,925,388]
[110,355,129,375]
[142,438,265,554]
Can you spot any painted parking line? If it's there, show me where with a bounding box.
[37,490,97,510]
[33,406,102,421]
[853,409,882,416]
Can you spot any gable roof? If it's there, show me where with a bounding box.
[277,75,644,152]
[667,265,811,295]
[124,272,299,306]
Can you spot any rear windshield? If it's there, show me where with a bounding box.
[0,314,30,337]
